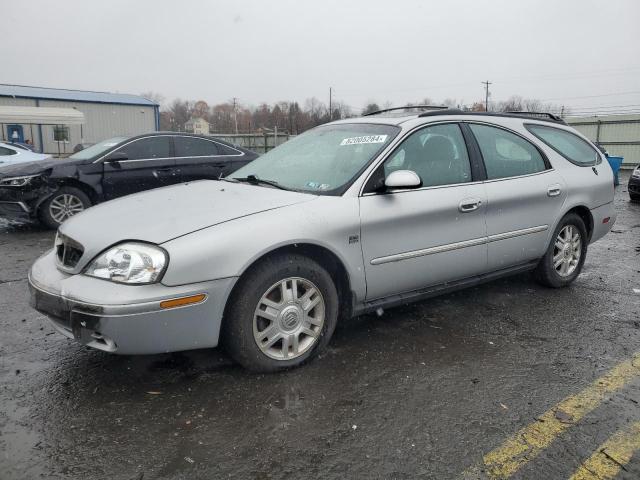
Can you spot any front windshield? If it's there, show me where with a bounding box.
[68,136,129,160]
[230,123,400,194]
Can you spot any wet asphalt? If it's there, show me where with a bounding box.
[1,172,639,480]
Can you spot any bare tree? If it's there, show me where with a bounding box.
[140,91,165,107]
[363,103,381,115]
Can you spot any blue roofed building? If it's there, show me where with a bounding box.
[0,84,159,155]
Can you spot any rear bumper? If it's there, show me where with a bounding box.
[29,250,236,354]
[589,201,616,244]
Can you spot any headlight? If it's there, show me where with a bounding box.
[84,242,168,284]
[0,174,41,187]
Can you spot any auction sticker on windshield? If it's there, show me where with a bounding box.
[340,135,388,146]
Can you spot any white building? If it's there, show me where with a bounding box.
[0,84,159,156]
[185,117,210,135]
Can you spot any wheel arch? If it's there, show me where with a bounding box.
[34,179,98,212]
[223,242,355,323]
[564,205,594,242]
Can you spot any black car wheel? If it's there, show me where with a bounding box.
[39,186,92,229]
[222,253,339,372]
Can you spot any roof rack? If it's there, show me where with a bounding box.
[505,111,564,122]
[363,105,448,116]
[417,109,567,125]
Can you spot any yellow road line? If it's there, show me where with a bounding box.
[481,352,640,479]
[569,421,640,480]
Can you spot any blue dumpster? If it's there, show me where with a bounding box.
[607,156,623,186]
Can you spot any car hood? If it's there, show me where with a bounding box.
[0,153,50,168]
[0,157,79,176]
[59,180,316,268]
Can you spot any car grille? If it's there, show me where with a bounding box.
[55,234,84,269]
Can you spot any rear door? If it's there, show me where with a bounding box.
[173,136,240,182]
[468,123,567,271]
[102,136,176,199]
[359,122,488,301]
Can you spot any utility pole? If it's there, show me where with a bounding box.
[329,87,333,121]
[481,80,492,112]
[232,97,239,134]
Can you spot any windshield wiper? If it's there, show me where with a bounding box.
[227,174,291,191]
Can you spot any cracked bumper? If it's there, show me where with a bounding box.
[28,250,236,354]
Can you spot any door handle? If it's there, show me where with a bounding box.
[152,168,173,178]
[458,198,482,213]
[547,185,561,197]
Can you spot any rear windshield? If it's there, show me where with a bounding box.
[526,125,600,167]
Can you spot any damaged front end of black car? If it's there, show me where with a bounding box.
[0,169,55,221]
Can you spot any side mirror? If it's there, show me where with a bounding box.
[105,151,128,162]
[384,170,422,190]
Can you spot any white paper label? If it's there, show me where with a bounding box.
[340,135,388,146]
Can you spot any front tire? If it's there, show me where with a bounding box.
[39,186,91,229]
[534,213,588,288]
[222,253,339,372]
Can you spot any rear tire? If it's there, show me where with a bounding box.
[534,213,587,288]
[222,253,339,372]
[39,186,91,229]
[630,193,640,203]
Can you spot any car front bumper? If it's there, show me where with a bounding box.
[29,250,236,354]
[0,200,32,220]
[0,185,43,220]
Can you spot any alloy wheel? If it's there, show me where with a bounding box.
[253,277,325,361]
[553,225,582,277]
[49,194,85,224]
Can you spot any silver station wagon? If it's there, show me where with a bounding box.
[29,108,616,371]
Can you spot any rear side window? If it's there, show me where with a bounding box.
[216,143,242,155]
[174,136,219,157]
[526,124,600,166]
[469,124,547,180]
[117,137,170,160]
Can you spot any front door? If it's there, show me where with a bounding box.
[102,136,176,200]
[359,123,488,301]
[467,123,567,270]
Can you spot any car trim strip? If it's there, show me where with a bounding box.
[487,225,548,242]
[370,225,548,265]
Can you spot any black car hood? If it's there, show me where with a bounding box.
[0,157,87,177]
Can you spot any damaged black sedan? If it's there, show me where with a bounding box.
[0,133,257,228]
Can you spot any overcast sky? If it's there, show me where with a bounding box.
[3,0,639,115]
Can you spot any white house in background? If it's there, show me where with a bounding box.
[0,84,159,156]
[185,117,210,135]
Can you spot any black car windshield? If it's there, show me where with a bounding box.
[229,123,400,195]
[68,137,129,160]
